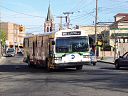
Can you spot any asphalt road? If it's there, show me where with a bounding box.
[0,55,128,96]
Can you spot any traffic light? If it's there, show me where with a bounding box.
[97,40,103,47]
[19,25,24,32]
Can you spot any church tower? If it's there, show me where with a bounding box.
[44,5,55,32]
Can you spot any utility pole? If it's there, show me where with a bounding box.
[95,0,98,57]
[0,9,2,57]
[56,16,65,30]
[63,12,73,29]
[114,30,118,61]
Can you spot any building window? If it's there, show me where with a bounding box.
[41,36,43,47]
[50,27,52,32]
[47,27,49,32]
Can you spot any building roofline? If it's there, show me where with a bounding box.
[114,13,128,17]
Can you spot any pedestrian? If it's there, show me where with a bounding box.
[90,48,95,64]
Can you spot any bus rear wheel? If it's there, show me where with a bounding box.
[76,65,83,70]
[45,58,51,72]
[93,62,96,66]
[28,60,34,68]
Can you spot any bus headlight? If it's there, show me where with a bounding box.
[54,57,62,60]
[83,55,89,58]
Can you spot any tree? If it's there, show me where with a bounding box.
[0,29,6,46]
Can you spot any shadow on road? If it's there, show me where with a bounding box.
[100,67,128,70]
[0,65,128,94]
[0,64,80,73]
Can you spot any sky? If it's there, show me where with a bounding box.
[0,0,128,34]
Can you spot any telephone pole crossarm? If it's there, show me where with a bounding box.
[56,16,66,30]
[63,12,73,29]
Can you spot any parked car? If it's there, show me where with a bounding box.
[17,48,24,55]
[6,48,15,57]
[115,52,128,69]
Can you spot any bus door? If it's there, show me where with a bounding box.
[32,41,35,58]
[49,38,54,57]
[47,38,55,69]
[33,36,37,59]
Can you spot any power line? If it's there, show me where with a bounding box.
[0,5,45,18]
[69,0,85,12]
[98,1,128,13]
[71,0,94,12]
[68,0,94,20]
[71,10,95,21]
[109,0,128,2]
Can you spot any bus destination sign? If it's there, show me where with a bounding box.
[62,31,81,36]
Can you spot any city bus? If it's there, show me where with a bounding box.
[23,29,97,71]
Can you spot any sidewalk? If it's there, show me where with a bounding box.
[98,57,115,64]
[0,56,6,64]
[0,56,115,64]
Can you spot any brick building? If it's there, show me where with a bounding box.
[0,22,25,48]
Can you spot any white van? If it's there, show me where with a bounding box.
[6,48,15,57]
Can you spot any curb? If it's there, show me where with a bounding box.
[98,60,114,64]
[0,57,6,64]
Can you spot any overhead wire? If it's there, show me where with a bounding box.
[69,0,94,18]
[0,5,45,18]
[98,1,128,22]
[64,0,95,26]
[71,0,94,13]
[70,0,128,26]
[0,4,45,33]
[1,0,127,29]
[71,10,95,21]
[68,0,86,12]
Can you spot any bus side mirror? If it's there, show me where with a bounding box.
[49,51,53,57]
[52,41,55,45]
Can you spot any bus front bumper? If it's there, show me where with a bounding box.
[52,61,97,68]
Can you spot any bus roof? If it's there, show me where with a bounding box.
[24,29,88,38]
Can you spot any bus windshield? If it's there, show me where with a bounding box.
[56,36,89,53]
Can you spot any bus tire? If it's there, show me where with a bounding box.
[28,60,31,67]
[45,58,51,72]
[76,65,83,70]
[93,62,96,66]
[28,60,34,68]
